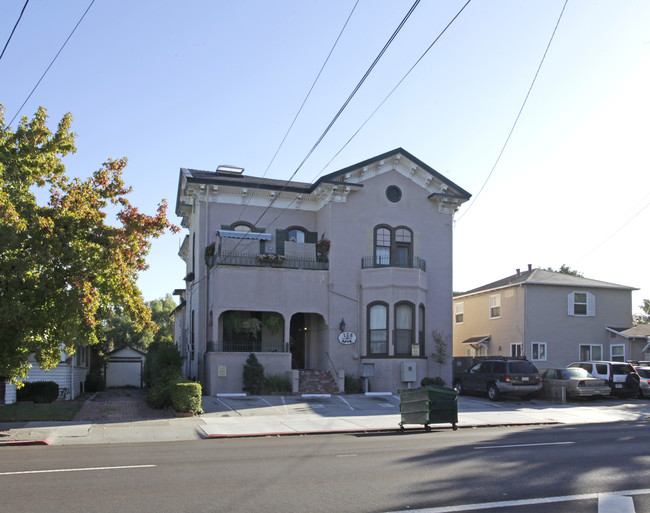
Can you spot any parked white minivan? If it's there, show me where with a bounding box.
[568,361,639,397]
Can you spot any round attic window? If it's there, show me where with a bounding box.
[386,185,402,203]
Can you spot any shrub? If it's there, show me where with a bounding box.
[143,341,184,409]
[263,373,291,394]
[171,382,203,414]
[85,372,106,393]
[421,376,445,387]
[17,381,59,403]
[345,374,362,394]
[147,367,183,409]
[242,353,264,394]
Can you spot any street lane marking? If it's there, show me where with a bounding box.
[0,464,156,476]
[474,441,574,450]
[599,494,635,513]
[389,488,650,512]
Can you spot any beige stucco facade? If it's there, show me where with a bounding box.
[453,268,644,368]
[174,149,470,394]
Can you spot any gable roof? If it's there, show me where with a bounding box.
[175,147,471,217]
[457,268,636,298]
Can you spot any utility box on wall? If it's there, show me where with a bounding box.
[401,361,417,383]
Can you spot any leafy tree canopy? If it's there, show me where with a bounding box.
[0,106,178,383]
[636,299,650,324]
[546,264,583,277]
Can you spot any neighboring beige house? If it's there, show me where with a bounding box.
[174,148,470,394]
[453,266,645,368]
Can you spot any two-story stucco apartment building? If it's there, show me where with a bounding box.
[453,266,648,368]
[173,148,470,394]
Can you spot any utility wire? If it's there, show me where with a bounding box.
[262,0,472,231]
[0,0,29,62]
[9,0,96,127]
[259,0,360,180]
[249,0,421,231]
[313,0,472,182]
[455,0,570,222]
[234,0,360,223]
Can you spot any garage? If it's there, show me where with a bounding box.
[105,346,146,388]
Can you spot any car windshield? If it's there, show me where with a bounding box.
[559,368,590,379]
[509,361,538,373]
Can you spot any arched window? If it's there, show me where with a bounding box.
[374,226,391,266]
[394,302,414,355]
[232,222,253,233]
[395,227,412,266]
[368,302,388,355]
[286,227,307,243]
[374,225,413,267]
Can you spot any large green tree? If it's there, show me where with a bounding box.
[0,106,178,383]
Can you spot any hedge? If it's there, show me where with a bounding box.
[171,382,203,414]
[17,381,59,403]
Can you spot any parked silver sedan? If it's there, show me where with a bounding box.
[541,368,611,398]
[633,367,650,398]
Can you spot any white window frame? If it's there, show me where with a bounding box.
[455,302,464,324]
[489,294,501,319]
[568,291,595,317]
[579,344,602,361]
[531,342,547,361]
[510,342,523,357]
[610,344,625,362]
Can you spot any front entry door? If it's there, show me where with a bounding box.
[290,313,305,369]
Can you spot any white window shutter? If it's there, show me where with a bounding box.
[587,292,596,317]
[567,292,574,316]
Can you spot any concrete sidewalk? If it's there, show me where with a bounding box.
[2,391,650,446]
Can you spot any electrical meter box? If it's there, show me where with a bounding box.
[401,361,417,382]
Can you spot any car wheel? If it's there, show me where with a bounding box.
[488,383,500,401]
[453,381,464,396]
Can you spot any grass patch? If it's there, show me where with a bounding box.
[0,402,83,422]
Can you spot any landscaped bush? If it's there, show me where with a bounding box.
[171,382,203,414]
[17,381,59,403]
[144,341,184,409]
[345,374,362,394]
[263,373,292,394]
[242,353,264,395]
[421,376,445,387]
[84,372,106,393]
[147,367,184,409]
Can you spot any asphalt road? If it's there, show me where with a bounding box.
[1,421,649,513]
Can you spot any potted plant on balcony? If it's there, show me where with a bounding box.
[316,234,330,256]
[257,253,285,265]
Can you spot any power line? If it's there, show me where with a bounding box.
[455,0,570,222]
[312,0,473,182]
[262,0,473,231]
[259,0,360,180]
[9,0,96,127]
[249,0,422,231]
[0,0,29,62]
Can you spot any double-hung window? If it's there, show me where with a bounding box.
[368,303,388,355]
[489,294,501,319]
[531,342,547,361]
[455,302,464,324]
[569,291,595,317]
[394,303,414,356]
[375,228,391,266]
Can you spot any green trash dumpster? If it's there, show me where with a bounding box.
[398,386,458,432]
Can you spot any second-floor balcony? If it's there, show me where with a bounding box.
[361,256,426,271]
[210,252,328,270]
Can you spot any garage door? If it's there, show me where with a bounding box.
[106,360,143,388]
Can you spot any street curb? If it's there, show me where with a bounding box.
[0,440,50,447]
[201,421,563,440]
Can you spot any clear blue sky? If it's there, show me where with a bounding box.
[1,1,648,314]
